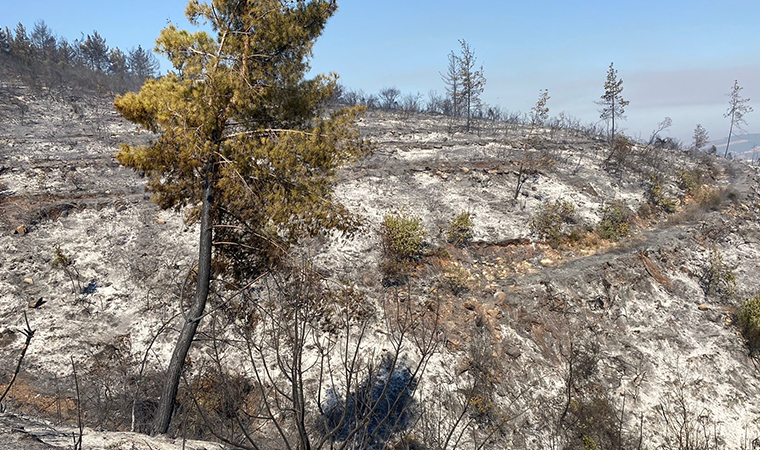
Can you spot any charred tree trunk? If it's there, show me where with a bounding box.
[153,159,215,435]
[724,117,735,158]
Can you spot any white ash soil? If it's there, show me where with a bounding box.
[0,412,224,450]
[2,82,760,447]
[314,109,760,446]
[0,82,199,446]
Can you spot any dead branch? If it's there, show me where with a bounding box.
[0,312,35,408]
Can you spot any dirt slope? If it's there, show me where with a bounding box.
[2,81,760,447]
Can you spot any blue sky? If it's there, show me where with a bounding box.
[3,0,759,142]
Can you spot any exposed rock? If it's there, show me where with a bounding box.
[505,344,522,358]
[698,303,709,311]
[455,358,471,375]
[22,278,33,285]
[463,299,478,311]
[486,309,502,319]
[13,225,27,235]
[27,298,44,309]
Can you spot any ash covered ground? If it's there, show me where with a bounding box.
[2,80,760,448]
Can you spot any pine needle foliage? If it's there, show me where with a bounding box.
[115,0,371,282]
[597,62,629,149]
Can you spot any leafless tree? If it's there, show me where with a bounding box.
[401,91,423,114]
[657,373,722,450]
[427,90,445,114]
[648,116,672,145]
[724,79,753,158]
[364,94,379,109]
[0,312,35,410]
[441,51,461,119]
[379,86,401,110]
[176,265,441,450]
[515,89,550,199]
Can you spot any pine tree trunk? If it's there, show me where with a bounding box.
[466,91,471,132]
[604,97,616,163]
[153,160,215,435]
[611,96,616,146]
[724,116,735,158]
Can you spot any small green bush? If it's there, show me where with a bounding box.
[441,262,471,296]
[694,187,722,210]
[382,211,427,262]
[738,295,760,351]
[700,246,735,299]
[677,168,704,197]
[447,211,474,247]
[595,201,632,241]
[647,173,679,214]
[693,186,737,211]
[52,245,82,293]
[530,200,576,247]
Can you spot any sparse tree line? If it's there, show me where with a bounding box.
[595,63,754,160]
[334,39,491,133]
[336,50,753,162]
[0,20,159,93]
[335,82,605,141]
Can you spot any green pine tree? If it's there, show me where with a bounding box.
[597,62,629,159]
[114,0,370,434]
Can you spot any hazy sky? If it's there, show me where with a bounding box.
[3,0,759,142]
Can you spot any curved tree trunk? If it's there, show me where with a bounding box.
[153,160,215,435]
[724,117,735,158]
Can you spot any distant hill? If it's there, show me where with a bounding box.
[708,132,760,159]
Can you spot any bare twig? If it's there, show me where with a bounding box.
[0,312,35,408]
[71,356,83,450]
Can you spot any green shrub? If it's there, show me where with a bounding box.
[693,186,737,211]
[441,262,471,295]
[380,210,427,283]
[700,246,735,299]
[52,245,82,293]
[595,201,631,241]
[677,168,704,197]
[647,173,679,214]
[447,211,474,247]
[738,295,760,351]
[637,202,655,219]
[693,187,722,210]
[530,200,576,247]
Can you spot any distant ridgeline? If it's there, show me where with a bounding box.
[0,20,158,94]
